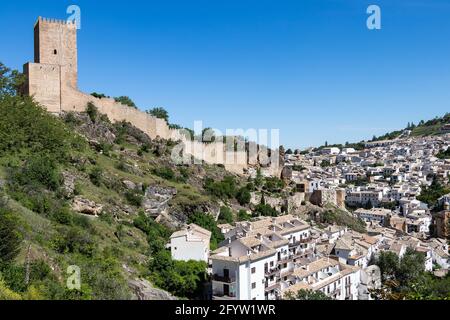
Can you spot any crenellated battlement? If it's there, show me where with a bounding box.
[37,16,77,25]
[35,16,77,28]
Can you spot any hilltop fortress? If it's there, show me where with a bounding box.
[23,17,281,176]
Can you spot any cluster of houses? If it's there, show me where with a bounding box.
[284,134,450,240]
[169,212,448,300]
[167,133,449,300]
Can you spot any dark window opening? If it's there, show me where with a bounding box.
[53,49,57,55]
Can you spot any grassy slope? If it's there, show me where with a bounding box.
[0,98,245,299]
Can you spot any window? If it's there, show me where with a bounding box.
[251,267,256,274]
[270,261,274,267]
[53,49,57,55]
[252,283,256,289]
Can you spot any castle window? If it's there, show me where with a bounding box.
[53,49,57,55]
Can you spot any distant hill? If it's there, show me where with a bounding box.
[371,113,450,142]
[313,113,450,151]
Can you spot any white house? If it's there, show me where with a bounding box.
[170,224,211,263]
[355,208,391,226]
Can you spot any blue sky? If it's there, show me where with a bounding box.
[1,0,449,149]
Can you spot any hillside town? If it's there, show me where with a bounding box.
[1,13,450,303]
[170,130,450,300]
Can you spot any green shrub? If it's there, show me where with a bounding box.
[86,102,98,123]
[417,179,450,209]
[53,228,96,257]
[63,112,82,126]
[152,167,175,181]
[52,206,74,225]
[148,250,207,299]
[14,154,62,191]
[147,107,169,122]
[253,203,279,217]
[114,96,136,108]
[0,208,22,265]
[0,264,26,292]
[263,177,285,193]
[125,191,143,207]
[218,207,233,224]
[96,142,113,156]
[204,176,237,199]
[89,166,103,187]
[237,210,252,221]
[188,212,224,250]
[236,187,251,205]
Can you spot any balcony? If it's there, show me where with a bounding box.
[212,275,236,284]
[290,249,314,260]
[289,238,312,247]
[277,256,293,265]
[265,283,281,293]
[265,268,279,276]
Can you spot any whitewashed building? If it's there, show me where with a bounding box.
[170,224,211,263]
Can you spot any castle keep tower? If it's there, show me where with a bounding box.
[24,17,78,113]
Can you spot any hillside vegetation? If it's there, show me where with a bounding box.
[0,63,258,299]
[1,62,309,300]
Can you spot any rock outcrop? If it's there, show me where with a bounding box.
[143,185,177,217]
[71,196,103,216]
[128,278,177,301]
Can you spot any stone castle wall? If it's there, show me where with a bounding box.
[23,17,284,176]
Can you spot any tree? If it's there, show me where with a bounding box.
[91,92,108,99]
[15,153,62,191]
[285,149,293,155]
[376,251,399,281]
[147,107,169,123]
[284,289,332,300]
[204,176,237,200]
[188,212,224,250]
[114,96,136,108]
[237,210,251,221]
[396,248,425,285]
[254,169,263,189]
[236,187,251,206]
[218,207,233,224]
[417,179,450,209]
[0,63,25,97]
[365,200,374,210]
[201,128,216,143]
[253,203,278,217]
[0,208,23,265]
[86,102,98,123]
[321,160,331,168]
[0,275,22,300]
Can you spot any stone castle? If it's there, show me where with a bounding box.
[23,17,281,176]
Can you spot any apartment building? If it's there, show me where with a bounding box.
[282,258,361,300]
[211,215,314,300]
[346,190,383,207]
[355,208,391,226]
